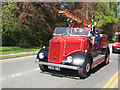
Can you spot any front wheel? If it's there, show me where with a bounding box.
[78,58,91,79]
[39,64,48,72]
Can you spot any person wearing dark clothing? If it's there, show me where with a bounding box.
[92,22,97,33]
[94,28,100,51]
[93,26,96,33]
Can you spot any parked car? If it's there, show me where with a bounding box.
[112,36,120,53]
[35,27,110,79]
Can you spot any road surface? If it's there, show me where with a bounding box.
[1,44,120,88]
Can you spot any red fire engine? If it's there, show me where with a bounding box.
[35,8,110,79]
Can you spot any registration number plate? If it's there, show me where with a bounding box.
[48,66,60,71]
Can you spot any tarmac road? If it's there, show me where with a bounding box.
[1,44,120,88]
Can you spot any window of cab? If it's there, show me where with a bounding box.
[53,27,91,36]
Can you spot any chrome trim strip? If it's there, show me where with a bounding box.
[103,46,107,48]
[35,59,80,70]
[52,40,59,42]
[92,55,105,69]
[93,55,105,61]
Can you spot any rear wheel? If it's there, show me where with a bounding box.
[104,48,110,65]
[39,64,48,72]
[78,57,91,79]
[112,47,115,53]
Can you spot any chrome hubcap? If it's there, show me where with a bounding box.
[86,63,90,73]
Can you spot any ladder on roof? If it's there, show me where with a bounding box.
[54,8,83,23]
[54,8,90,28]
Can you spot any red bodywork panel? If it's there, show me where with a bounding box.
[48,35,108,64]
[112,43,120,47]
[48,36,88,63]
[112,38,120,47]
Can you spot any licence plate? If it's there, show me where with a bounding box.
[48,66,60,71]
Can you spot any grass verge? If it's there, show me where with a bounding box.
[1,46,40,55]
[0,46,40,59]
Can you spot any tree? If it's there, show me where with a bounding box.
[18,2,65,47]
[94,2,119,40]
[16,2,97,47]
[2,2,21,46]
[2,2,20,32]
[94,2,118,28]
[70,2,97,25]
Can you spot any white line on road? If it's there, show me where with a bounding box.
[2,68,40,80]
[109,60,114,62]
[34,68,39,71]
[11,73,22,77]
[2,78,6,80]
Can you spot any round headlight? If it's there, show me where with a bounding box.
[67,56,73,63]
[39,52,44,59]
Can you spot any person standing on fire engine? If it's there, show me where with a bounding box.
[66,24,71,34]
[92,21,97,33]
[66,18,73,34]
[94,28,100,51]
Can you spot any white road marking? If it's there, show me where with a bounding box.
[2,68,40,80]
[11,73,22,77]
[2,78,6,80]
[109,60,114,62]
[34,68,39,71]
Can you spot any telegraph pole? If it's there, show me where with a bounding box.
[86,3,88,20]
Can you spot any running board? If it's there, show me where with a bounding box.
[92,55,105,69]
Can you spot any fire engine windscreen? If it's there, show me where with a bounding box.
[53,27,91,36]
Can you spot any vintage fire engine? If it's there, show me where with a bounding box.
[35,8,110,79]
[112,32,120,53]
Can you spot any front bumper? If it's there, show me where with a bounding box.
[113,47,120,52]
[35,59,80,70]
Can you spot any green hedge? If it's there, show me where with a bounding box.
[2,29,46,48]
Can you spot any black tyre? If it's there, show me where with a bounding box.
[78,56,91,79]
[39,64,48,72]
[104,48,110,65]
[112,47,115,53]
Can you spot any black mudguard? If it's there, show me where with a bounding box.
[62,52,93,67]
[36,49,48,60]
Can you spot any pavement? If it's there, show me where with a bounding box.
[1,51,38,57]
[1,51,38,60]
